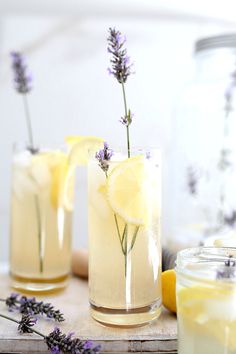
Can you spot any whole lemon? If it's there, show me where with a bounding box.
[161,269,176,314]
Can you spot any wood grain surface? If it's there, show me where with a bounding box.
[0,272,177,353]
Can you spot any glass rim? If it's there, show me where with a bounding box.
[176,247,236,284]
[12,141,68,153]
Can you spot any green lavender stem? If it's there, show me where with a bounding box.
[22,94,43,273]
[114,214,125,254]
[121,82,130,158]
[0,313,45,338]
[34,196,43,273]
[23,94,34,148]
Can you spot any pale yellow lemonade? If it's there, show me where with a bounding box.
[176,248,236,354]
[88,150,162,326]
[10,148,74,292]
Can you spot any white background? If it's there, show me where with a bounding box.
[1,0,236,262]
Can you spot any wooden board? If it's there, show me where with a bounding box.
[0,272,177,353]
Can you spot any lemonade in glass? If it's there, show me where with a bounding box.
[10,145,74,293]
[176,247,236,354]
[88,148,162,326]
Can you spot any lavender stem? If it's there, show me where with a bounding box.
[121,82,130,158]
[34,195,43,273]
[23,94,43,274]
[0,313,45,338]
[22,93,34,148]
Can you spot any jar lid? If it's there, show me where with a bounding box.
[195,34,236,53]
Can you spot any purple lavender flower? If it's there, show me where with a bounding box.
[10,51,32,94]
[107,28,133,84]
[50,346,60,354]
[216,255,236,279]
[5,293,19,311]
[187,166,198,196]
[5,293,64,322]
[45,327,101,354]
[95,142,113,174]
[18,314,37,333]
[120,110,133,127]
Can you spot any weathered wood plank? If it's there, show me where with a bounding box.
[0,272,177,353]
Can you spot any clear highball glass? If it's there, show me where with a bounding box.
[88,148,162,327]
[10,143,74,293]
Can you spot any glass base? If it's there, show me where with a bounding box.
[10,273,69,294]
[90,299,162,327]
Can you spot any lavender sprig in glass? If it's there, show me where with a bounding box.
[10,51,35,151]
[107,28,134,158]
[10,51,43,273]
[95,142,113,176]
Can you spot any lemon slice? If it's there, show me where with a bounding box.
[178,285,236,349]
[66,136,104,166]
[31,151,74,210]
[62,165,75,211]
[49,153,69,209]
[107,156,152,226]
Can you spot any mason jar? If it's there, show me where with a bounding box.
[171,34,236,250]
[176,247,236,354]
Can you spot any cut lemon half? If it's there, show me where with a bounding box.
[107,156,152,226]
[66,136,104,166]
[162,269,176,313]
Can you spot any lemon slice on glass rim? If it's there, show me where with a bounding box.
[66,136,104,166]
[106,155,153,226]
[61,136,104,210]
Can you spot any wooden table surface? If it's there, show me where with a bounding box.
[0,272,177,353]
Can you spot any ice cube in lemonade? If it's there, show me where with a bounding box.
[10,148,74,293]
[176,247,236,354]
[88,151,162,327]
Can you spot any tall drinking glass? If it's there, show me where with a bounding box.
[176,247,236,354]
[10,144,74,293]
[88,148,161,327]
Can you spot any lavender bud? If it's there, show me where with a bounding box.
[107,28,133,84]
[18,314,37,333]
[95,142,113,174]
[10,51,32,94]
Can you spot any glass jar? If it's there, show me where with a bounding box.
[10,143,75,293]
[171,34,236,250]
[88,148,161,327]
[176,247,236,354]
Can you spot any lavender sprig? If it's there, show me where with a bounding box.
[45,327,101,354]
[0,313,101,354]
[216,255,236,279]
[11,52,32,94]
[2,293,64,322]
[10,52,44,273]
[95,142,113,175]
[107,28,133,84]
[10,51,34,149]
[18,314,37,333]
[107,27,133,158]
